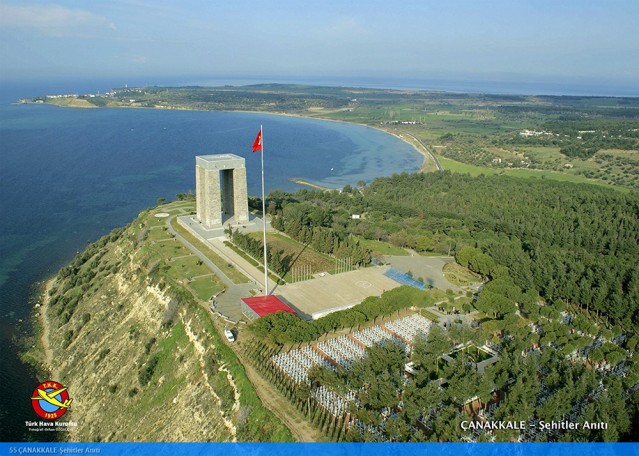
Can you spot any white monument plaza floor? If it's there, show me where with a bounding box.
[178,213,269,240]
[274,266,401,320]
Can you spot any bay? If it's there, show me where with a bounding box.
[0,98,421,440]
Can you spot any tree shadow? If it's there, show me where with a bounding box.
[281,243,310,279]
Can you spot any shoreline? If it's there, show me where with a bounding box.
[29,99,632,192]
[23,278,57,382]
[39,99,431,176]
[39,278,57,380]
[288,178,335,192]
[30,276,60,381]
[234,109,432,172]
[372,126,435,172]
[20,100,425,385]
[64,101,623,191]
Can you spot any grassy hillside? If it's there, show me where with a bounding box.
[30,201,292,442]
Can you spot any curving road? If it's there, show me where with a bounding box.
[399,130,443,171]
[164,214,253,321]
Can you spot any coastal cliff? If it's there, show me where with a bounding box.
[32,203,291,442]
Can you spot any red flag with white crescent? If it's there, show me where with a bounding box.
[252,129,262,152]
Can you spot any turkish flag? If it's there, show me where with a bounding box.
[252,129,262,152]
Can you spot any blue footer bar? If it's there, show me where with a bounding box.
[1,443,639,456]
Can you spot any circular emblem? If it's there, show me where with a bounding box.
[31,381,72,420]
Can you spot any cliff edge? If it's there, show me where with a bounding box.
[33,201,291,442]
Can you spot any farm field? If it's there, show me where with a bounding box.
[436,155,628,191]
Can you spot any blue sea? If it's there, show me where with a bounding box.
[0,82,421,440]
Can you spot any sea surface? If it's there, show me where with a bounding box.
[0,85,421,440]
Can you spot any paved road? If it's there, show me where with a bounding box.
[209,316,325,442]
[162,209,320,438]
[165,216,235,288]
[208,239,268,291]
[400,130,443,171]
[165,215,254,321]
[213,285,254,322]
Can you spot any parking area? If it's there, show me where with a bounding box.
[381,254,461,292]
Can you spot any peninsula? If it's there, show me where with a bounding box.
[24,83,639,191]
[24,84,639,443]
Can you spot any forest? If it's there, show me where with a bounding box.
[244,171,639,441]
[265,173,639,328]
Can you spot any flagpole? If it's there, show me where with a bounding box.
[260,125,269,295]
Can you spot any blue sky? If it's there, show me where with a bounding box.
[1,0,638,88]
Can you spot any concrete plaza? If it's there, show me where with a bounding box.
[274,266,401,319]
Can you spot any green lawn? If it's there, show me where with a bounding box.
[148,200,191,213]
[165,256,211,280]
[189,276,225,301]
[418,309,440,321]
[442,262,482,288]
[270,232,335,262]
[224,240,287,285]
[170,218,249,284]
[358,238,409,256]
[147,227,173,241]
[152,239,190,258]
[146,215,169,227]
[248,232,335,280]
[428,288,449,303]
[437,155,626,192]
[517,145,564,162]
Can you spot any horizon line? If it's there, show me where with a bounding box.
[2,75,638,99]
